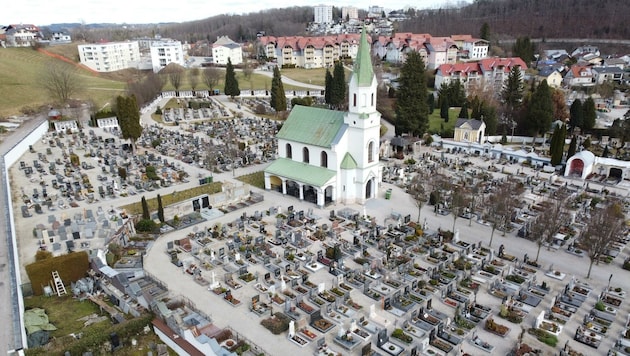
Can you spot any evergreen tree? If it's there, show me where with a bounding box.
[440,96,450,122]
[157,194,165,223]
[270,66,287,112]
[569,99,583,130]
[501,66,524,112]
[602,145,609,158]
[480,22,491,41]
[583,137,591,149]
[427,93,435,113]
[394,51,429,136]
[527,80,553,137]
[582,97,597,130]
[480,103,498,136]
[437,81,465,108]
[550,124,567,166]
[458,102,469,119]
[116,95,142,152]
[512,37,536,64]
[141,196,150,220]
[224,58,240,97]
[567,135,577,158]
[331,61,346,108]
[324,69,333,105]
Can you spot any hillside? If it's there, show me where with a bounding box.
[399,0,629,40]
[0,48,126,117]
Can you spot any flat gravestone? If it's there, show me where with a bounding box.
[48,215,56,223]
[84,229,94,239]
[99,230,109,238]
[58,230,67,241]
[72,231,80,240]
[64,218,72,226]
[52,243,61,251]
[71,223,80,233]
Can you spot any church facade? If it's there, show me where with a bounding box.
[264,29,382,207]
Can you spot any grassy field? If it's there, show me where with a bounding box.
[428,107,460,136]
[120,182,223,215]
[280,67,352,87]
[0,48,127,117]
[24,295,105,338]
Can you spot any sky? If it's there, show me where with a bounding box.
[5,0,469,27]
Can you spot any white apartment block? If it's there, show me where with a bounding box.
[461,39,489,60]
[342,6,359,20]
[314,4,333,24]
[212,36,243,66]
[150,41,185,73]
[78,41,140,72]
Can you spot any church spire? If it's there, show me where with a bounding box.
[352,27,374,87]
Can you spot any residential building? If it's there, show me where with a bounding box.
[367,6,384,19]
[150,40,185,73]
[258,33,367,68]
[314,4,333,24]
[434,57,527,94]
[563,65,595,87]
[264,29,382,207]
[459,37,489,60]
[50,32,71,44]
[212,36,242,65]
[3,24,41,47]
[603,57,626,70]
[78,41,140,72]
[591,66,624,85]
[342,6,359,21]
[537,66,564,88]
[454,119,486,143]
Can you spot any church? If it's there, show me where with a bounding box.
[264,29,382,208]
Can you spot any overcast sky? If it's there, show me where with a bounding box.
[6,0,469,26]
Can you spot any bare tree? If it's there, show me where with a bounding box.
[408,173,429,224]
[450,185,469,232]
[203,67,221,95]
[580,202,625,279]
[164,64,185,96]
[189,67,200,96]
[529,197,569,262]
[42,61,84,105]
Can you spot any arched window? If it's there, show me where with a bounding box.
[303,147,310,163]
[368,141,375,162]
[286,143,292,159]
[321,151,328,168]
[353,94,357,107]
[371,93,374,106]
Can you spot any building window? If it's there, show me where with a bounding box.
[371,93,374,106]
[368,141,374,162]
[303,147,310,163]
[353,94,356,107]
[321,151,328,168]
[286,143,292,159]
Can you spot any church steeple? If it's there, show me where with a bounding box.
[352,27,374,88]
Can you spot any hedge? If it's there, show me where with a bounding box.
[25,251,89,296]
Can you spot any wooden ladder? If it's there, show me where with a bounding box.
[52,270,67,296]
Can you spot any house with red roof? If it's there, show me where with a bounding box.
[563,65,595,87]
[434,57,527,94]
[3,24,41,47]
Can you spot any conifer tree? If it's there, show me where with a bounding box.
[141,196,150,220]
[270,66,287,112]
[582,97,597,130]
[458,102,469,119]
[157,194,165,223]
[395,51,429,136]
[116,95,142,152]
[324,69,333,105]
[550,124,566,166]
[427,93,435,113]
[567,135,577,159]
[527,80,553,137]
[440,96,450,122]
[331,61,346,108]
[224,58,240,97]
[569,99,583,130]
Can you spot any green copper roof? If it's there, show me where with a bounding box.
[353,27,374,87]
[340,152,358,169]
[277,105,345,147]
[265,158,337,187]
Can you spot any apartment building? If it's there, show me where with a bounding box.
[212,36,242,66]
[78,41,140,72]
[314,4,333,24]
[150,40,185,73]
[435,57,527,94]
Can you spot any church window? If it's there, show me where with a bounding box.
[371,93,374,106]
[368,141,374,162]
[303,147,310,163]
[321,151,328,168]
[286,143,292,159]
[353,94,356,107]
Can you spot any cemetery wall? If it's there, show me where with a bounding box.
[4,120,49,167]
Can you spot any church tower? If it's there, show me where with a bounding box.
[340,27,382,203]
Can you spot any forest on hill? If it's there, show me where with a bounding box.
[399,0,629,40]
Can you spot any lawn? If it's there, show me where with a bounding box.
[0,48,127,117]
[120,182,223,215]
[24,295,105,338]
[280,67,352,87]
[236,171,265,189]
[427,107,460,137]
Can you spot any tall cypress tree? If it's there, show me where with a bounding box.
[427,93,435,113]
[157,194,165,223]
[458,102,469,119]
[527,80,553,137]
[141,196,150,220]
[394,51,429,136]
[440,96,450,122]
[567,135,577,158]
[582,97,597,130]
[224,58,240,97]
[324,69,333,105]
[270,66,287,112]
[331,61,346,109]
[117,95,142,152]
[550,124,567,166]
[569,99,583,130]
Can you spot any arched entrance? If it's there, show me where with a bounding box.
[286,180,300,198]
[568,159,585,177]
[303,185,317,204]
[269,175,282,192]
[365,179,373,199]
[609,167,623,181]
[324,186,334,205]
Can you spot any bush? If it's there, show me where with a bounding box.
[155,106,162,115]
[136,219,157,232]
[26,251,89,295]
[35,250,53,261]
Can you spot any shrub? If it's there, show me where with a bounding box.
[35,250,53,261]
[26,251,89,295]
[136,219,157,232]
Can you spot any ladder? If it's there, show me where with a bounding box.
[52,271,67,296]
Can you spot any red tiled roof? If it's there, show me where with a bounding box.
[259,34,367,50]
[437,63,481,77]
[152,318,205,356]
[478,57,527,72]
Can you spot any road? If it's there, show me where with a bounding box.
[0,115,46,355]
